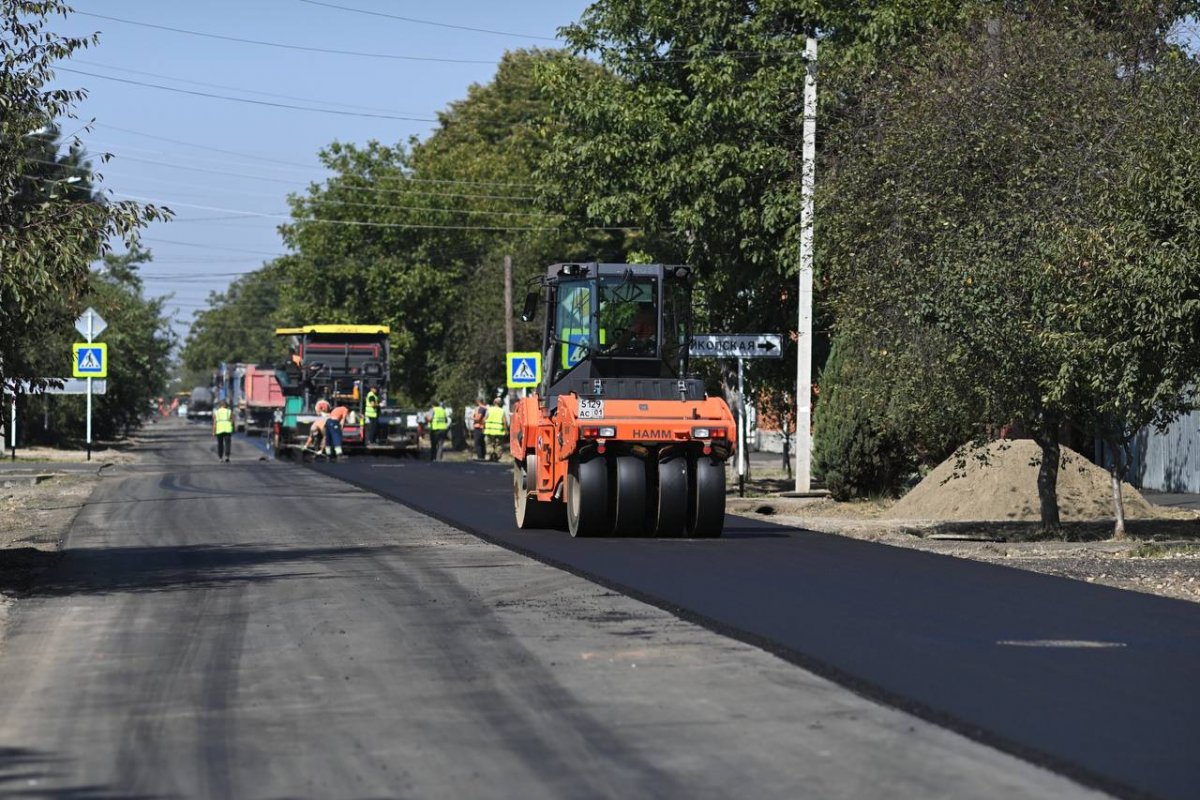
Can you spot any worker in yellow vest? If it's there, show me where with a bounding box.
[213,400,234,462]
[483,397,508,462]
[364,385,380,445]
[429,401,450,461]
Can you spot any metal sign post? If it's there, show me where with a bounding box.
[736,357,747,496]
[8,390,15,462]
[690,333,783,497]
[74,307,107,462]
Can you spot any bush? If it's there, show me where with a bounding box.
[813,335,913,500]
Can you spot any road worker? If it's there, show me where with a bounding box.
[304,399,343,460]
[428,400,450,461]
[483,396,508,462]
[364,385,380,444]
[213,400,234,462]
[471,397,487,461]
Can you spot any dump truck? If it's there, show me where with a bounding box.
[510,262,735,537]
[242,363,284,436]
[272,324,419,456]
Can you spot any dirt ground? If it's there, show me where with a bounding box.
[1,444,139,464]
[731,468,1200,604]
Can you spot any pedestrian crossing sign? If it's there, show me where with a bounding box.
[506,352,541,388]
[72,343,108,378]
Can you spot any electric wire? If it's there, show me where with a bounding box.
[72,59,430,117]
[92,123,540,189]
[55,67,439,122]
[26,155,542,202]
[295,0,558,41]
[73,11,497,64]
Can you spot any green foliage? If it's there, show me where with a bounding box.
[17,247,175,442]
[1,1,168,392]
[538,0,985,399]
[819,9,1200,525]
[254,50,628,408]
[813,335,914,499]
[181,265,284,373]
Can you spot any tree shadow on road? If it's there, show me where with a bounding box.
[0,746,165,799]
[0,543,397,598]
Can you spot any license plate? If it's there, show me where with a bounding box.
[577,398,604,419]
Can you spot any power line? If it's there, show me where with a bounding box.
[295,0,558,41]
[55,67,439,122]
[94,123,325,171]
[28,155,541,202]
[73,58,430,117]
[74,11,497,64]
[143,238,287,257]
[115,193,562,230]
[89,124,542,188]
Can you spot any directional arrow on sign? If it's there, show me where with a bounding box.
[689,333,783,359]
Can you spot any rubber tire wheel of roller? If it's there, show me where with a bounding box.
[655,457,689,537]
[688,457,726,538]
[567,456,609,537]
[514,456,561,530]
[611,455,647,537]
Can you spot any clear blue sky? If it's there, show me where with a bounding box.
[52,0,591,344]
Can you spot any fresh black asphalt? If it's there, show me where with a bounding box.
[1,420,1103,798]
[314,454,1200,800]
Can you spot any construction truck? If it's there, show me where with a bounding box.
[510,262,735,538]
[272,325,419,457]
[187,386,214,421]
[242,364,284,436]
[214,362,248,431]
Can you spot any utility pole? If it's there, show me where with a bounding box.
[794,34,817,494]
[503,255,515,410]
[503,254,514,356]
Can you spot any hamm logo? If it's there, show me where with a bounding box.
[633,429,672,440]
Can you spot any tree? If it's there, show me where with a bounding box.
[269,49,628,407]
[181,264,284,374]
[0,1,167,394]
[819,9,1200,533]
[18,246,175,442]
[538,1,982,401]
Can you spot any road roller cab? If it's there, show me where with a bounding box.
[510,262,735,537]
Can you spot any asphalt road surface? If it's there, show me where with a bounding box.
[0,420,1175,799]
[311,448,1200,800]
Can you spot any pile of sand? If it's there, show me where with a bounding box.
[885,439,1162,522]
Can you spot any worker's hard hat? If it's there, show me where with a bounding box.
[315,399,331,413]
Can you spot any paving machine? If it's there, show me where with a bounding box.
[510,262,735,537]
[273,325,419,456]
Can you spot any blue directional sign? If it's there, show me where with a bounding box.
[506,352,541,389]
[72,343,108,378]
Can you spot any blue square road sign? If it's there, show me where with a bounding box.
[72,343,108,378]
[506,352,541,389]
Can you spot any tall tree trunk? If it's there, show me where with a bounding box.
[1032,414,1062,533]
[1106,437,1128,540]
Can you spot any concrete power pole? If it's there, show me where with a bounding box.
[503,255,514,410]
[503,254,514,356]
[795,34,817,494]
